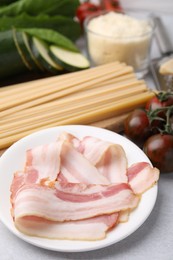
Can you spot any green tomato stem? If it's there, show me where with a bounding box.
[147,105,173,135]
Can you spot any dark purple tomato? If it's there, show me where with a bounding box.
[146,92,173,114]
[124,109,152,147]
[143,134,173,173]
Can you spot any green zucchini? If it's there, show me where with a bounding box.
[22,32,44,71]
[49,45,90,72]
[14,30,39,71]
[31,37,63,74]
[12,28,32,70]
[0,30,27,79]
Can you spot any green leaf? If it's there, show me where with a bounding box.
[0,0,80,17]
[19,28,80,52]
[0,0,18,6]
[0,13,81,41]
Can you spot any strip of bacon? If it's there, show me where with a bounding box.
[15,213,119,241]
[57,135,130,225]
[25,142,62,183]
[13,182,139,222]
[11,170,119,240]
[80,136,128,183]
[127,162,160,194]
[56,134,121,239]
[10,171,35,202]
[60,141,109,185]
[118,210,130,223]
[57,132,81,151]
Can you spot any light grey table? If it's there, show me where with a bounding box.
[1,6,173,260]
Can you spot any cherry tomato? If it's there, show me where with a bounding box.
[124,109,152,147]
[101,0,123,12]
[143,134,173,173]
[146,92,173,111]
[76,2,101,26]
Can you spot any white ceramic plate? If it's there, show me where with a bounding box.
[0,125,158,252]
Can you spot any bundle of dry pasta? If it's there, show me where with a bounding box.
[0,62,154,149]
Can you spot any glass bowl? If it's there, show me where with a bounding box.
[84,10,155,77]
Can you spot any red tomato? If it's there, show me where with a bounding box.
[101,0,123,12]
[146,92,173,111]
[143,134,173,173]
[76,2,101,26]
[124,109,151,147]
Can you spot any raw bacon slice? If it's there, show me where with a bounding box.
[15,213,119,241]
[80,136,128,183]
[11,170,119,240]
[127,162,160,194]
[118,210,130,223]
[13,182,139,222]
[57,132,81,151]
[60,141,109,185]
[10,171,36,202]
[25,142,62,183]
[56,136,120,239]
